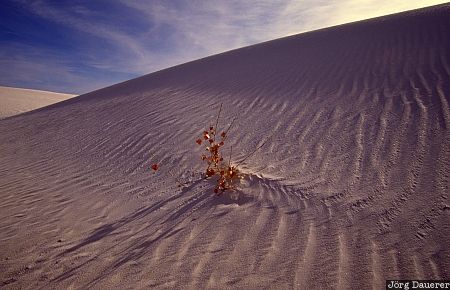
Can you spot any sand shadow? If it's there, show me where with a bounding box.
[51,177,255,287]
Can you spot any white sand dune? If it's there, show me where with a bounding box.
[1,4,449,289]
[0,86,75,119]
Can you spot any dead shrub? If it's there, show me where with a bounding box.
[195,104,242,194]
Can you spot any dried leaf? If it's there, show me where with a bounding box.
[206,168,215,177]
[196,139,202,145]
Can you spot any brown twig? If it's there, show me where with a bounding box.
[222,117,236,140]
[168,169,184,187]
[235,138,269,168]
[213,103,223,142]
[228,145,233,167]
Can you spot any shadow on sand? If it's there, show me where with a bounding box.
[48,177,255,288]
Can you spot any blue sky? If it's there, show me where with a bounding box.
[0,0,446,94]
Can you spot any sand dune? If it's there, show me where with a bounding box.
[0,86,75,119]
[0,4,449,289]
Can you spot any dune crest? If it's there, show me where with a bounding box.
[0,86,75,119]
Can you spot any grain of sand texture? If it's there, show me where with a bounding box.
[1,4,449,289]
[0,86,75,119]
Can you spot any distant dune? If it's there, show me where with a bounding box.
[0,86,75,119]
[0,4,449,289]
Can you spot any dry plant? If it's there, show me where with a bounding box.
[195,104,242,194]
[152,103,267,195]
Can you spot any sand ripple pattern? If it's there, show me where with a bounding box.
[0,4,449,289]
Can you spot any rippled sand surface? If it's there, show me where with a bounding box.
[0,4,449,289]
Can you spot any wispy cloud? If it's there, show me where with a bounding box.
[120,0,448,53]
[1,0,447,93]
[0,42,123,93]
[19,0,152,73]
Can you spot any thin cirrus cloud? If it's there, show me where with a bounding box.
[0,0,447,94]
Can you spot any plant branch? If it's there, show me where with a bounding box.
[224,117,236,137]
[213,103,223,142]
[235,138,269,168]
[168,169,184,187]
